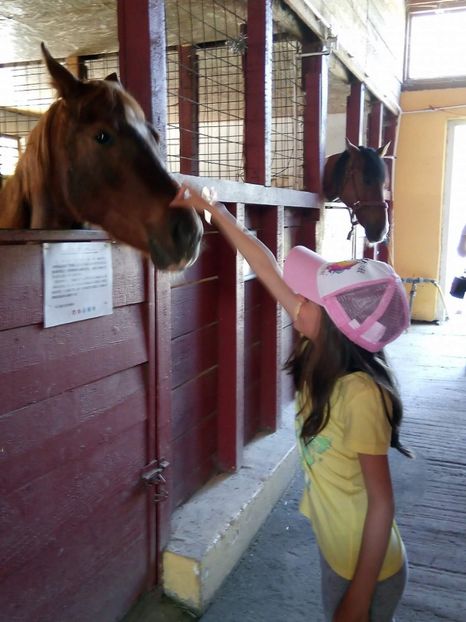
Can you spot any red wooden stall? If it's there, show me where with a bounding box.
[0,1,397,620]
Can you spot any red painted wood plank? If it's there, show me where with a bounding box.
[169,231,220,287]
[217,204,245,471]
[302,39,328,196]
[0,305,148,415]
[0,367,147,494]
[171,279,219,339]
[365,100,385,260]
[281,323,296,408]
[171,414,218,507]
[1,422,146,586]
[378,111,398,263]
[244,0,273,185]
[346,80,365,146]
[171,367,218,440]
[257,206,283,432]
[0,243,145,331]
[171,323,218,390]
[244,379,261,443]
[368,100,384,148]
[154,270,173,552]
[2,451,148,622]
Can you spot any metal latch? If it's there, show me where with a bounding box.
[141,458,169,503]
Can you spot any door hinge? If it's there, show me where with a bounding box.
[141,458,169,503]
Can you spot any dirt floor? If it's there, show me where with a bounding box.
[125,315,466,622]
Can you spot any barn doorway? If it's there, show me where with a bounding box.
[442,121,466,315]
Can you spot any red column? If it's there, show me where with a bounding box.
[346,80,365,146]
[244,0,273,185]
[117,0,172,572]
[365,100,384,260]
[302,39,328,250]
[243,0,281,434]
[379,112,399,264]
[217,204,245,471]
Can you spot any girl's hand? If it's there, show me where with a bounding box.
[170,184,219,223]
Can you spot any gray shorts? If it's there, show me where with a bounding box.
[319,553,408,622]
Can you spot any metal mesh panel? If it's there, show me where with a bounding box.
[0,60,54,175]
[271,33,304,189]
[0,54,119,177]
[166,0,246,180]
[83,53,119,80]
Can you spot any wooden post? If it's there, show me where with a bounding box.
[258,205,283,432]
[346,80,365,146]
[117,0,171,578]
[365,100,384,260]
[302,38,328,250]
[346,79,365,258]
[178,46,199,175]
[217,204,245,471]
[379,111,399,264]
[243,0,280,433]
[244,0,273,186]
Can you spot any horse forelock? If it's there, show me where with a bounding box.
[72,81,129,126]
[358,146,386,185]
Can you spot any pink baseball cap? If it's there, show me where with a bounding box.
[283,246,409,352]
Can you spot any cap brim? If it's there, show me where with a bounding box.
[283,246,326,304]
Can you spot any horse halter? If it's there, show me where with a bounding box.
[340,165,388,240]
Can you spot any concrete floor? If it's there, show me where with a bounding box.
[125,314,466,622]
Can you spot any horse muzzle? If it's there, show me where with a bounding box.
[148,207,203,270]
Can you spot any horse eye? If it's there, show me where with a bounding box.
[95,130,113,145]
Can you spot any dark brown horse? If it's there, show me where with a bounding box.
[0,44,203,271]
[323,138,390,243]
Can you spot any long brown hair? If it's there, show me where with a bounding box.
[284,310,412,457]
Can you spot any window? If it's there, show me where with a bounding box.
[406,7,466,82]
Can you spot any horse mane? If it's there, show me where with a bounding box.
[333,146,386,192]
[0,103,62,228]
[0,81,128,229]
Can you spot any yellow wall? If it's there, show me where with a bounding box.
[394,88,466,320]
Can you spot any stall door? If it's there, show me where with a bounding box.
[0,235,158,622]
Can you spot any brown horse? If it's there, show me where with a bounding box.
[323,138,390,243]
[0,44,203,271]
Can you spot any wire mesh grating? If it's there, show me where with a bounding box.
[1,1,305,190]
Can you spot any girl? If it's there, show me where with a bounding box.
[170,185,411,622]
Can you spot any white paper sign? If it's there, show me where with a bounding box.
[43,242,113,328]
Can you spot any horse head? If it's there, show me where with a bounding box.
[0,44,203,271]
[323,138,390,244]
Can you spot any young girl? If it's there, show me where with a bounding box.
[171,185,411,622]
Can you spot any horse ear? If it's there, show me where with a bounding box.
[345,137,360,155]
[105,72,121,85]
[41,42,82,100]
[377,142,391,158]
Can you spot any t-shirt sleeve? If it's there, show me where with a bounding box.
[342,380,392,455]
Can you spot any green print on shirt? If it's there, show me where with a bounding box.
[302,435,332,468]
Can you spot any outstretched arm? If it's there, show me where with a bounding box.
[171,185,301,319]
[333,453,395,622]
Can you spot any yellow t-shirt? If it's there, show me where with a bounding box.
[295,371,405,581]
